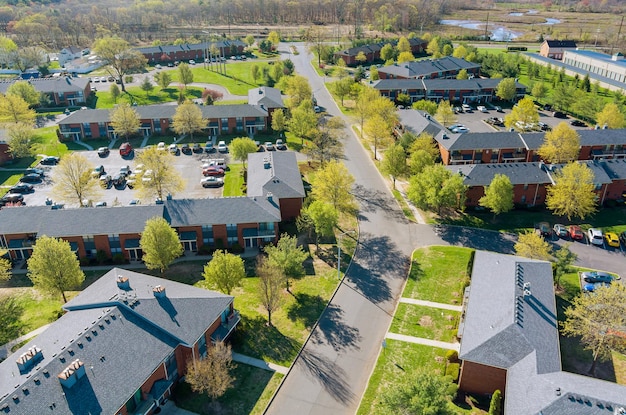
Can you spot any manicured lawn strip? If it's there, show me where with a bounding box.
[32,126,72,157]
[13,288,66,333]
[392,188,416,222]
[390,303,460,343]
[175,363,283,415]
[223,163,245,196]
[95,86,205,109]
[404,246,473,304]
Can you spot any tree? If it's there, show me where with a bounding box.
[0,94,36,124]
[245,34,255,47]
[538,122,580,163]
[407,164,466,214]
[140,77,154,97]
[380,44,395,62]
[135,146,186,200]
[456,69,469,80]
[256,256,284,326]
[250,63,260,81]
[354,87,380,136]
[264,233,308,290]
[453,45,468,59]
[488,390,502,415]
[397,37,411,53]
[283,75,312,109]
[109,83,121,103]
[139,217,184,275]
[333,77,355,106]
[171,100,207,142]
[551,83,576,111]
[496,78,517,101]
[596,102,625,129]
[177,63,194,90]
[434,100,457,127]
[110,103,140,141]
[370,66,380,80]
[154,71,172,90]
[203,250,245,295]
[479,174,514,219]
[397,51,414,63]
[271,108,286,134]
[258,40,273,53]
[409,149,435,175]
[202,89,223,105]
[7,81,40,106]
[546,162,597,220]
[553,244,577,289]
[364,114,393,160]
[311,160,356,213]
[27,236,85,303]
[185,341,235,404]
[379,370,457,415]
[561,283,626,375]
[230,137,258,170]
[0,36,18,68]
[409,132,440,160]
[412,99,438,115]
[531,82,548,100]
[51,153,101,207]
[504,97,539,132]
[9,46,46,72]
[381,143,407,189]
[514,231,552,261]
[287,105,317,144]
[355,51,367,64]
[268,31,280,46]
[93,37,147,92]
[307,201,338,250]
[0,295,24,345]
[7,122,34,158]
[0,249,10,282]
[303,116,344,166]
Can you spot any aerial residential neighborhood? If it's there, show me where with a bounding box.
[0,1,626,414]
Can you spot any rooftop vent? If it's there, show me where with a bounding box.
[57,359,85,389]
[153,285,166,298]
[116,275,130,290]
[16,346,43,374]
[266,192,273,203]
[263,158,271,169]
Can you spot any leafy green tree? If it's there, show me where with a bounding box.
[0,295,24,344]
[178,63,194,89]
[407,164,466,213]
[409,149,435,175]
[442,44,453,56]
[264,233,308,291]
[93,36,147,92]
[203,250,246,295]
[531,82,548,100]
[562,282,626,375]
[397,37,411,53]
[135,146,186,200]
[271,108,286,134]
[185,341,235,403]
[596,102,625,129]
[354,87,380,136]
[287,104,317,144]
[453,45,468,59]
[109,83,121,103]
[0,249,10,282]
[553,244,577,289]
[282,75,313,110]
[311,160,356,213]
[250,64,260,81]
[139,217,184,275]
[479,174,514,219]
[268,31,280,45]
[256,256,285,325]
[307,201,338,250]
[370,66,379,80]
[504,96,539,132]
[110,102,140,141]
[245,34,255,47]
[379,370,457,415]
[381,143,406,189]
[456,69,469,80]
[412,99,438,115]
[546,162,596,220]
[581,73,591,92]
[364,113,393,160]
[333,77,355,106]
[496,78,517,101]
[397,51,414,63]
[172,100,207,142]
[7,81,40,106]
[409,132,440,159]
[355,51,367,64]
[51,153,101,207]
[154,71,172,90]
[0,93,36,124]
[514,231,552,261]
[488,390,502,415]
[551,83,576,111]
[434,100,456,127]
[27,236,85,303]
[140,76,154,97]
[380,43,395,62]
[7,122,34,158]
[229,137,258,170]
[538,122,580,163]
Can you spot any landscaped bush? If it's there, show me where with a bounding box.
[112,253,126,264]
[229,243,244,254]
[79,257,90,266]
[197,244,214,256]
[445,349,459,363]
[446,362,460,382]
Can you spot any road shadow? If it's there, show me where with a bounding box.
[434,225,516,254]
[298,348,356,405]
[312,303,361,352]
[287,292,326,329]
[230,315,300,364]
[352,184,409,223]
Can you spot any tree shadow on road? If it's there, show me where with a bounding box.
[297,348,356,405]
[287,292,326,329]
[434,225,516,254]
[312,303,362,352]
[352,184,409,222]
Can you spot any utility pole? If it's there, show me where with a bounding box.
[484,12,490,42]
[610,15,624,56]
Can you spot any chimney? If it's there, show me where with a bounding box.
[153,285,166,298]
[442,134,449,140]
[258,89,263,95]
[58,359,85,389]
[16,345,43,373]
[263,157,271,169]
[266,192,273,203]
[116,275,130,290]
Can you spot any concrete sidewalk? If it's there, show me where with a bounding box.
[385,332,460,351]
[232,352,289,375]
[399,298,463,312]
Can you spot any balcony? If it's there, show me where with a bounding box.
[592,148,626,159]
[449,153,474,165]
[211,310,241,342]
[501,152,527,162]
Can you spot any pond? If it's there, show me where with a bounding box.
[439,19,520,41]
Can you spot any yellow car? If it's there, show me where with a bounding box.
[605,232,621,248]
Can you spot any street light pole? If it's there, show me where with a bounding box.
[337,230,355,280]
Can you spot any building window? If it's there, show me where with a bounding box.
[221,117,229,132]
[202,225,214,244]
[226,224,237,244]
[165,352,178,381]
[198,334,207,357]
[524,184,529,190]
[108,234,121,254]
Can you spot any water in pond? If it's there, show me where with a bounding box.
[440,19,520,41]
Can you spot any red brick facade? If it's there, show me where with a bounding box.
[458,360,506,396]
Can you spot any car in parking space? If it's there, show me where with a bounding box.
[119,142,133,157]
[570,120,587,127]
[569,225,585,241]
[129,199,141,205]
[99,175,112,188]
[181,143,192,154]
[202,166,225,177]
[119,166,131,177]
[217,141,227,153]
[537,122,551,131]
[205,142,215,153]
[314,105,321,113]
[495,106,503,112]
[582,271,615,284]
[40,156,60,165]
[583,282,610,293]
[192,143,202,153]
[100,77,107,82]
[264,142,275,151]
[91,165,106,178]
[276,139,287,150]
[10,184,34,194]
[201,176,224,188]
[553,224,569,239]
[189,59,196,65]
[462,104,473,112]
[111,173,126,188]
[25,168,45,177]
[0,193,24,206]
[553,111,567,118]
[604,232,620,248]
[453,106,463,114]
[97,147,110,157]
[169,143,179,154]
[536,222,552,238]
[95,201,107,207]
[157,142,166,151]
[155,64,162,70]
[20,173,43,184]
[450,125,469,133]
[587,228,604,246]
[477,105,488,113]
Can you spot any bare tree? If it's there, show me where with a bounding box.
[185,341,235,407]
[256,256,285,326]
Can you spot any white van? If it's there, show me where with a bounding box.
[477,106,488,113]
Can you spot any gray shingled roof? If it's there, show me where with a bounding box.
[0,269,234,415]
[598,159,626,180]
[397,109,446,138]
[164,197,281,227]
[440,131,526,151]
[577,128,626,146]
[135,40,245,55]
[0,76,89,95]
[377,56,480,78]
[449,163,552,186]
[548,160,614,185]
[248,87,285,109]
[545,40,577,48]
[247,151,305,199]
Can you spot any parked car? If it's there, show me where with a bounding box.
[217,141,227,153]
[97,147,110,157]
[453,106,463,114]
[204,142,215,153]
[20,173,43,184]
[477,105,488,113]
[189,59,196,65]
[536,222,552,238]
[450,126,469,133]
[40,156,60,165]
[201,176,224,188]
[10,184,34,194]
[582,271,614,284]
[155,64,162,70]
[169,143,179,154]
[553,224,569,239]
[314,105,322,113]
[583,282,610,293]
[111,173,126,188]
[119,142,133,157]
[181,143,192,154]
[24,168,44,177]
[0,193,24,205]
[620,231,626,246]
[157,142,166,151]
[119,166,131,177]
[91,165,106,178]
[95,201,107,207]
[202,166,225,177]
[192,143,202,153]
[100,175,112,188]
[129,199,141,205]
[462,104,473,112]
[587,228,604,246]
[604,232,620,248]
[264,142,275,151]
[275,139,287,150]
[553,111,567,118]
[537,122,551,131]
[495,106,503,112]
[568,225,585,241]
[570,120,587,127]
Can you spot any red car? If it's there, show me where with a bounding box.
[568,225,584,241]
[119,142,133,157]
[202,166,225,177]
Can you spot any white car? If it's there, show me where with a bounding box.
[462,104,472,112]
[157,142,166,151]
[217,141,227,153]
[477,106,488,113]
[587,228,604,246]
[189,59,196,65]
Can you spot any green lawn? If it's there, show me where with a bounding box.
[174,363,283,415]
[223,163,245,197]
[403,246,473,304]
[94,86,205,109]
[392,189,416,222]
[390,304,460,342]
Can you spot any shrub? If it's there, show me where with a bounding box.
[79,257,90,266]
[197,244,215,256]
[446,363,460,382]
[229,243,244,254]
[96,250,109,265]
[489,390,502,415]
[112,253,126,264]
[445,349,459,363]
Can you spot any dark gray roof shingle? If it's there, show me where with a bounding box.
[377,57,480,78]
[448,163,552,186]
[248,87,284,109]
[0,76,89,95]
[164,197,281,227]
[247,151,305,199]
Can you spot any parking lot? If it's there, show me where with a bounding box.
[21,148,230,207]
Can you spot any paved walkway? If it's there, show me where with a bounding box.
[385,332,460,351]
[232,352,290,375]
[0,323,51,360]
[75,141,94,150]
[399,298,463,312]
